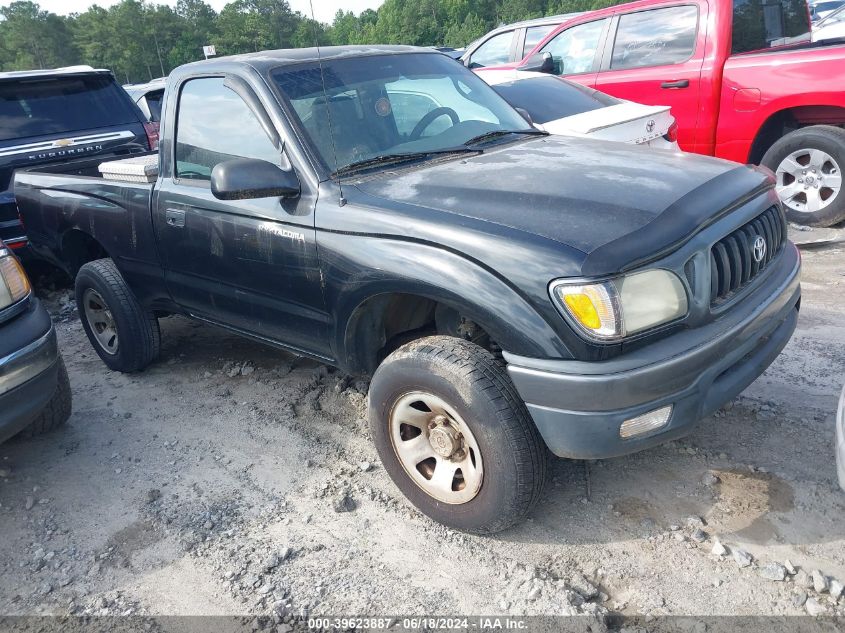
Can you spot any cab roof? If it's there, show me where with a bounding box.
[177,45,435,74]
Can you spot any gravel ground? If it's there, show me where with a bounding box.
[1,235,844,627]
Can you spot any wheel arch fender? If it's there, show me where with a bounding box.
[748,102,845,164]
[330,239,571,374]
[60,228,111,277]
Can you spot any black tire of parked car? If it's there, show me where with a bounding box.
[75,258,160,372]
[762,125,845,228]
[19,356,71,438]
[368,336,547,534]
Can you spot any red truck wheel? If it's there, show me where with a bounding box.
[762,125,845,228]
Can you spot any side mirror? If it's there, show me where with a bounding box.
[514,107,533,125]
[522,51,554,74]
[211,158,299,200]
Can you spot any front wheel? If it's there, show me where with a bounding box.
[762,125,845,227]
[368,336,547,534]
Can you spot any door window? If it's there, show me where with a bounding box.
[540,19,607,75]
[468,30,514,68]
[732,0,811,53]
[522,24,556,57]
[144,90,164,122]
[610,6,698,70]
[174,77,279,181]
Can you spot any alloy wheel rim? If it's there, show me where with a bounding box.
[389,391,483,504]
[775,148,842,214]
[82,288,119,355]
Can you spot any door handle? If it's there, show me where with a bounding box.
[165,208,186,228]
[661,79,689,89]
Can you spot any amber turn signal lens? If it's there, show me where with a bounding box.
[0,254,31,309]
[563,293,601,330]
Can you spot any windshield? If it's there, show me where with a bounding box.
[270,53,533,175]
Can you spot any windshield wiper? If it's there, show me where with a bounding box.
[463,128,547,147]
[333,148,481,177]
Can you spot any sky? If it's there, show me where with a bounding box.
[20,0,385,24]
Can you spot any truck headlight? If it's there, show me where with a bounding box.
[551,269,688,341]
[0,247,31,311]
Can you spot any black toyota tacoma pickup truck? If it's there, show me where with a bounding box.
[1,66,156,254]
[14,46,801,533]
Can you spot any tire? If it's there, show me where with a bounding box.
[761,125,845,228]
[75,258,160,372]
[368,336,547,534]
[20,356,72,438]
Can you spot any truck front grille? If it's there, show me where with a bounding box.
[710,205,786,305]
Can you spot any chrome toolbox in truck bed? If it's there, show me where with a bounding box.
[98,155,158,183]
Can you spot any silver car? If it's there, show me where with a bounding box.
[123,77,166,123]
[838,385,845,490]
[461,13,582,69]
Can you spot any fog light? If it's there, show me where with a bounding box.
[619,405,672,439]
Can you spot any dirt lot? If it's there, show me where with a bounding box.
[1,232,844,627]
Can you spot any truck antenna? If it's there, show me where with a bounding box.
[309,0,346,206]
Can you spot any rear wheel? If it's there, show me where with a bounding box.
[75,259,160,372]
[368,336,547,534]
[762,125,845,227]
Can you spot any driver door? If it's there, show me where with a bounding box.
[153,75,332,359]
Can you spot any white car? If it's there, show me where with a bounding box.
[481,72,679,150]
[813,4,845,41]
[811,0,845,22]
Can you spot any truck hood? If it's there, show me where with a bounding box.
[353,135,772,274]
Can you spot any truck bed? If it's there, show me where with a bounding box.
[13,154,162,287]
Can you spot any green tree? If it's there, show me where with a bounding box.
[217,0,301,54]
[0,0,635,76]
[0,1,78,70]
[171,0,218,68]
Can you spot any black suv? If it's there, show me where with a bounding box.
[0,66,155,255]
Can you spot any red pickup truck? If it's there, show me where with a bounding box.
[475,0,845,227]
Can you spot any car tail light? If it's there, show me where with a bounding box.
[143,121,160,150]
[664,121,679,143]
[6,207,28,250]
[5,238,28,250]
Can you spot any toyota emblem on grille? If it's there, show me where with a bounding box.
[645,119,656,133]
[752,236,767,263]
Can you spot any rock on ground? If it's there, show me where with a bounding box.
[812,569,828,593]
[759,562,787,582]
[733,549,753,568]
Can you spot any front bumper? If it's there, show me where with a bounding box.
[506,244,801,459]
[0,298,59,443]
